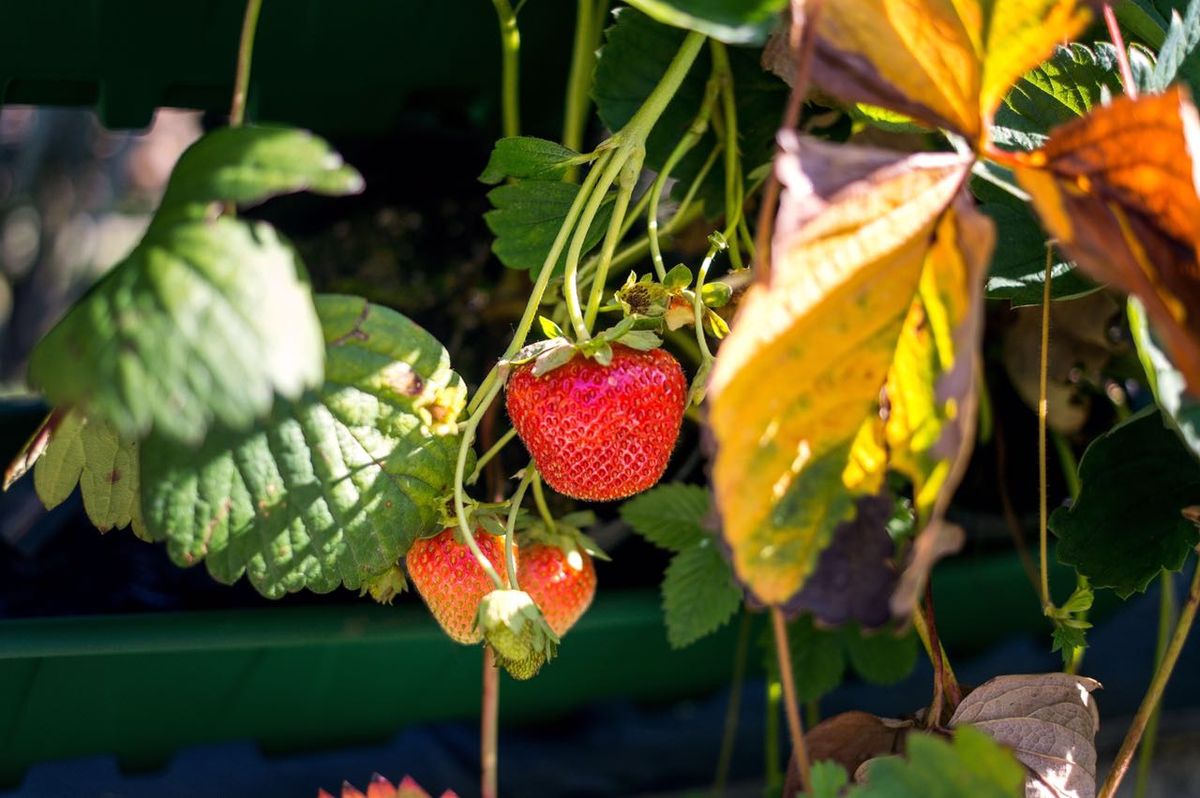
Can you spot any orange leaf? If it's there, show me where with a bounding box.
[1015,87,1200,391]
[806,0,1091,146]
[708,134,977,605]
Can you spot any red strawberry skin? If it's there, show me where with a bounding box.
[519,543,596,637]
[505,344,686,501]
[406,528,513,644]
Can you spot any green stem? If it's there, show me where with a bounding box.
[230,0,264,127]
[1099,555,1200,798]
[709,41,745,271]
[765,674,782,794]
[454,380,507,589]
[648,76,720,280]
[564,151,629,341]
[563,0,605,178]
[691,236,724,362]
[1134,570,1177,798]
[469,427,518,485]
[503,469,533,587]
[530,467,557,533]
[491,0,522,138]
[1038,244,1054,614]
[1052,431,1081,500]
[585,151,643,329]
[712,608,751,797]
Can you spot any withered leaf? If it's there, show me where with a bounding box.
[1016,87,1200,392]
[708,133,973,605]
[807,710,912,777]
[949,673,1101,798]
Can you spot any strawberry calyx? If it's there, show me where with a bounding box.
[359,564,409,605]
[614,265,731,340]
[501,314,665,377]
[475,588,560,680]
[518,510,610,562]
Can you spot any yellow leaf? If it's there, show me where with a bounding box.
[32,410,144,535]
[1015,87,1200,392]
[883,197,993,523]
[708,134,974,605]
[807,0,1090,146]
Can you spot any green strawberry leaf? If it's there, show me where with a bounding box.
[804,761,851,798]
[593,8,785,213]
[140,295,467,599]
[158,126,363,222]
[31,410,147,538]
[479,137,585,184]
[29,217,324,444]
[1051,407,1200,597]
[991,44,1124,151]
[764,613,846,702]
[620,482,709,550]
[841,624,919,687]
[1150,0,1200,93]
[972,173,1096,307]
[484,180,614,276]
[850,728,1025,797]
[661,538,743,648]
[1130,296,1200,462]
[623,0,786,45]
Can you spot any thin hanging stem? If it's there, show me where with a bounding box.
[491,0,522,138]
[1099,555,1200,798]
[1134,570,1177,798]
[765,675,782,793]
[752,0,823,280]
[563,0,605,178]
[922,581,961,721]
[710,42,746,271]
[230,0,264,127]
[503,469,534,588]
[771,607,811,793]
[912,598,961,710]
[469,427,518,485]
[712,608,752,796]
[1103,4,1138,101]
[481,648,500,798]
[530,468,557,533]
[1038,243,1054,614]
[584,151,642,328]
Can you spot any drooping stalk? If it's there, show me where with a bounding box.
[1038,244,1054,614]
[481,648,500,798]
[1134,570,1177,798]
[771,607,811,793]
[503,469,534,588]
[490,0,522,138]
[230,0,264,127]
[1099,556,1200,798]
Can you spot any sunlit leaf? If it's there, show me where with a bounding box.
[1050,406,1200,596]
[1150,0,1200,93]
[140,296,466,598]
[809,0,1091,145]
[1130,296,1200,459]
[992,43,1123,151]
[479,137,584,184]
[29,218,324,444]
[157,126,363,222]
[709,133,977,605]
[623,0,786,45]
[1015,87,1200,391]
[28,410,147,538]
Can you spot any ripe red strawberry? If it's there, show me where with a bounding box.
[505,344,686,501]
[406,528,514,644]
[518,542,597,637]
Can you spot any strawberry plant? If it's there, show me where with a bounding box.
[7,0,1200,796]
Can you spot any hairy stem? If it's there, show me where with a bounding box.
[469,427,518,485]
[713,608,751,796]
[691,236,724,363]
[1134,570,1177,798]
[454,380,507,589]
[1103,4,1138,101]
[481,647,500,798]
[564,151,629,341]
[563,0,606,178]
[1038,244,1053,614]
[585,151,643,329]
[530,467,557,532]
[771,607,811,793]
[1099,556,1200,798]
[503,469,533,587]
[491,0,522,137]
[230,0,264,127]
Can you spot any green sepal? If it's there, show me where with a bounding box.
[701,281,732,308]
[664,263,693,290]
[476,589,560,680]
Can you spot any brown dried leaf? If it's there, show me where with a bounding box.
[949,673,1101,798]
[1015,87,1200,392]
[808,710,912,775]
